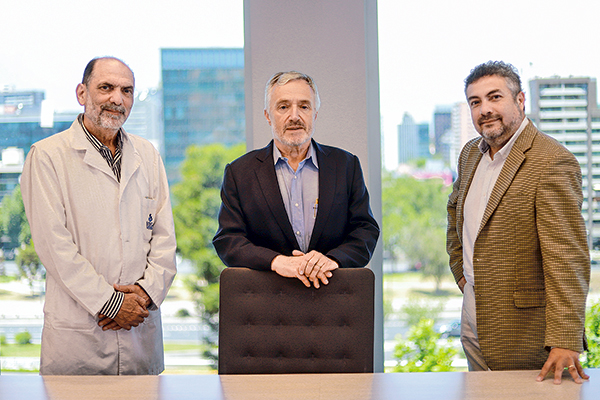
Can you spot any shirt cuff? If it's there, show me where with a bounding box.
[99,290,125,320]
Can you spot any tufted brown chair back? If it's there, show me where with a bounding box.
[218,267,375,374]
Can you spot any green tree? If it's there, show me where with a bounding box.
[171,143,245,364]
[16,242,43,296]
[382,173,452,293]
[583,300,600,368]
[392,318,457,372]
[0,185,28,252]
[14,330,32,345]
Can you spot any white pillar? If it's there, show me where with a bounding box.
[244,0,384,372]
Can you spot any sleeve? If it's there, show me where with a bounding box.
[212,163,281,270]
[536,150,590,352]
[135,152,177,309]
[446,153,464,284]
[324,155,380,268]
[21,146,114,316]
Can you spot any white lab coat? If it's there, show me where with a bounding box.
[21,119,177,375]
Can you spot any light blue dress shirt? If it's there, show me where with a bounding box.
[273,143,319,253]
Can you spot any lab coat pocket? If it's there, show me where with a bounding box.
[46,295,96,331]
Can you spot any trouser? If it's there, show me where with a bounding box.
[460,282,489,371]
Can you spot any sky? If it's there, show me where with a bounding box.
[2,0,600,169]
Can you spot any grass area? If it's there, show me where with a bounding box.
[163,343,204,352]
[0,343,203,358]
[0,343,41,357]
[0,275,18,283]
[0,289,41,301]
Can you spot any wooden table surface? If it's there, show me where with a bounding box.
[1,369,598,400]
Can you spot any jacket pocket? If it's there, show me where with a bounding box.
[513,289,546,308]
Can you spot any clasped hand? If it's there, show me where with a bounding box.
[98,284,151,331]
[271,250,339,288]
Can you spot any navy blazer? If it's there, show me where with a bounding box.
[213,140,379,270]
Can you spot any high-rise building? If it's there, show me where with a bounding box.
[397,113,429,165]
[433,105,452,164]
[529,77,600,248]
[449,102,478,171]
[161,48,245,183]
[0,90,78,159]
[123,89,164,155]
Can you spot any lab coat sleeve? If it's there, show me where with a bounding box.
[21,146,114,316]
[135,151,177,309]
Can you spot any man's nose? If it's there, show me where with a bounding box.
[109,90,124,105]
[289,105,300,119]
[480,100,493,115]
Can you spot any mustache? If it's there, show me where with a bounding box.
[285,122,306,130]
[101,104,126,114]
[478,114,501,125]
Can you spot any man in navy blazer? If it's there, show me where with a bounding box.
[213,71,379,288]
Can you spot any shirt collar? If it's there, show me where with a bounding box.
[273,141,319,169]
[78,113,123,153]
[478,117,529,159]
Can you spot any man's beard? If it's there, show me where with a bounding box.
[89,104,127,130]
[478,113,522,149]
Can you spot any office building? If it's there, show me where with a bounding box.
[433,105,452,164]
[0,90,77,161]
[161,48,245,183]
[448,102,478,171]
[123,89,164,155]
[529,77,600,248]
[397,113,429,165]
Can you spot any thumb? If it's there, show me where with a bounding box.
[292,250,304,256]
[113,283,133,293]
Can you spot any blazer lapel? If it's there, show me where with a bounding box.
[308,141,335,249]
[477,122,536,237]
[254,141,299,248]
[457,142,483,244]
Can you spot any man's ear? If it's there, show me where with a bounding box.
[264,109,272,126]
[76,83,87,106]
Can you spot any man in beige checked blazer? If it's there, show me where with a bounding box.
[447,61,590,384]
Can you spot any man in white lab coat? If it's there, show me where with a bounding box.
[21,57,177,375]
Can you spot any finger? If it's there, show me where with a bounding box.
[553,365,564,385]
[98,318,110,327]
[577,363,590,380]
[567,364,583,384]
[135,295,149,309]
[304,256,319,277]
[536,363,552,382]
[114,283,133,293]
[292,250,304,256]
[297,274,311,288]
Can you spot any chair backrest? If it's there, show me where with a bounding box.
[218,267,375,374]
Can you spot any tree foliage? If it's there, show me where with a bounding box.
[382,172,452,293]
[0,186,41,287]
[0,185,30,250]
[171,143,245,362]
[583,300,600,368]
[392,318,457,372]
[16,243,43,295]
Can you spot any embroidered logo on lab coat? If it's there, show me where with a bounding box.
[146,214,154,230]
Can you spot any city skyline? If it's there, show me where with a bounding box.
[2,0,600,171]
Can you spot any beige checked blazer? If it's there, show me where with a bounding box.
[447,120,590,370]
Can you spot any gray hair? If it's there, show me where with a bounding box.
[464,61,522,99]
[82,57,134,86]
[264,71,321,111]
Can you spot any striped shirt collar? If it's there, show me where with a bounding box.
[78,113,123,182]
